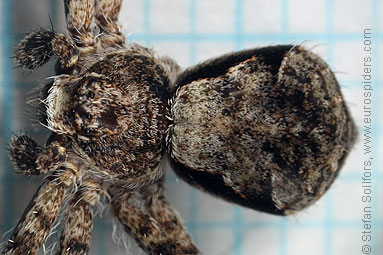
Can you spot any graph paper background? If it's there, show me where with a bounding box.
[1,0,382,254]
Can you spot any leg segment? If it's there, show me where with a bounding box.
[64,0,98,53]
[95,0,125,47]
[2,179,66,255]
[141,179,199,254]
[56,178,102,255]
[109,184,200,255]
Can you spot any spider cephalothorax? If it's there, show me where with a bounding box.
[3,0,356,254]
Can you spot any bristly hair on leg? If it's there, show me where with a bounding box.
[13,30,56,70]
[7,134,44,175]
[14,29,79,72]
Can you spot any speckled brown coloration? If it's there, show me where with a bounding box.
[5,0,198,254]
[57,178,102,255]
[110,181,200,255]
[140,178,199,254]
[95,0,125,47]
[5,0,356,254]
[2,179,67,255]
[169,45,356,215]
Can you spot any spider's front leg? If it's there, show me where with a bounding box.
[1,165,80,255]
[1,179,67,255]
[2,135,79,255]
[95,0,125,47]
[109,182,200,255]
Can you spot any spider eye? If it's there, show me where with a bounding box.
[81,123,91,135]
[71,108,76,114]
[87,91,95,99]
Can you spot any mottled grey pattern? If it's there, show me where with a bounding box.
[169,45,356,215]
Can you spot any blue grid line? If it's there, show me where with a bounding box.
[143,0,151,33]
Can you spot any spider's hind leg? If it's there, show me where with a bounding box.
[141,178,200,254]
[109,183,200,255]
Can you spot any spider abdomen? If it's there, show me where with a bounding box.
[169,45,356,215]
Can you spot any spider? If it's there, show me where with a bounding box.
[2,0,356,255]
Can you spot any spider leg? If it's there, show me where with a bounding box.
[8,134,66,175]
[109,184,200,255]
[140,178,200,254]
[64,0,98,54]
[56,177,102,255]
[1,173,73,255]
[94,0,125,48]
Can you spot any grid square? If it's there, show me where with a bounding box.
[288,0,326,33]
[242,228,280,255]
[243,207,280,224]
[196,229,233,255]
[121,0,145,34]
[149,0,190,33]
[286,228,325,255]
[195,189,234,222]
[291,197,326,223]
[332,181,365,221]
[243,0,281,34]
[195,0,235,34]
[195,42,235,63]
[333,229,363,255]
[338,134,364,175]
[149,41,191,68]
[333,42,367,81]
[334,0,372,33]
[94,216,142,255]
[165,179,192,219]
